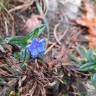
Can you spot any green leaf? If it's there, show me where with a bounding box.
[2,24,45,47]
[36,2,49,43]
[3,36,23,46]
[86,49,96,62]
[79,48,95,62]
[91,73,96,88]
[19,48,30,62]
[0,77,4,82]
[92,0,96,3]
[79,47,88,58]
[0,37,3,44]
[69,54,81,64]
[20,24,45,45]
[19,48,30,70]
[80,62,96,71]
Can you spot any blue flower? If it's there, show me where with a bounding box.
[26,38,46,58]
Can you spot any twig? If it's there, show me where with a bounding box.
[8,1,34,13]
[44,43,56,55]
[44,29,68,55]
[4,17,9,36]
[54,23,61,45]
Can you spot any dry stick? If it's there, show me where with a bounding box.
[11,16,15,36]
[54,23,61,45]
[29,82,37,96]
[44,43,56,55]
[43,0,49,16]
[8,1,34,13]
[44,29,68,55]
[48,41,60,48]
[4,17,9,36]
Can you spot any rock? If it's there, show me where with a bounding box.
[46,0,82,42]
[47,0,82,20]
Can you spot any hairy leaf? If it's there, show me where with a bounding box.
[80,62,96,71]
[2,25,45,47]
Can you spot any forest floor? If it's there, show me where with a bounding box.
[0,0,96,96]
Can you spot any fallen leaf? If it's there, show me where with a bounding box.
[76,2,96,48]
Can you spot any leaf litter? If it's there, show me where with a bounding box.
[0,0,96,96]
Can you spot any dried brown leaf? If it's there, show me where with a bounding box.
[76,2,96,48]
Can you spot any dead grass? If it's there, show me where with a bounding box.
[0,0,48,36]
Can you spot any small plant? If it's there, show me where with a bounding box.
[0,25,47,95]
[26,38,46,58]
[75,47,96,88]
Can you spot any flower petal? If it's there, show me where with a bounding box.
[37,46,45,54]
[26,38,46,58]
[39,38,46,46]
[27,38,39,52]
[31,49,38,58]
[31,38,39,46]
[38,38,46,53]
